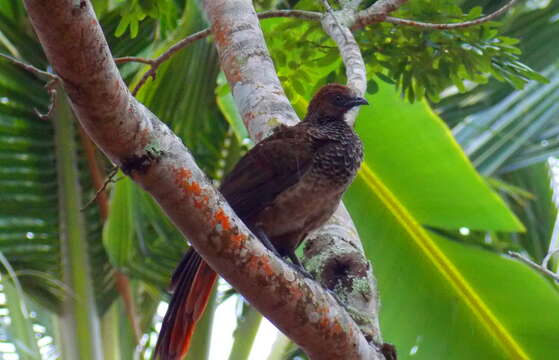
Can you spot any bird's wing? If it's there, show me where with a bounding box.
[219,125,313,221]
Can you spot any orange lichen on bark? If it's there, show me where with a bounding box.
[212,22,233,57]
[172,167,204,197]
[172,167,193,183]
[185,180,202,196]
[214,209,232,231]
[193,195,210,209]
[230,232,246,248]
[245,254,274,278]
[332,321,344,335]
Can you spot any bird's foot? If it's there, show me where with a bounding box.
[325,288,345,305]
[286,253,314,279]
[290,262,314,279]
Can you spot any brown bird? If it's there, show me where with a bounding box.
[154,84,367,359]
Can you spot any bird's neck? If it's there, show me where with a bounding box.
[303,111,346,124]
[302,114,354,143]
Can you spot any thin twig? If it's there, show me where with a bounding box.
[1,53,61,120]
[542,248,559,269]
[125,28,211,96]
[0,52,58,81]
[354,0,518,30]
[508,251,559,284]
[114,56,155,66]
[115,10,322,96]
[81,166,120,211]
[353,0,409,28]
[34,79,58,120]
[78,125,110,219]
[258,9,321,21]
[322,0,349,42]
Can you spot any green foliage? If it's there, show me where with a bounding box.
[114,0,178,38]
[263,19,342,116]
[358,20,545,102]
[345,83,559,360]
[264,0,545,104]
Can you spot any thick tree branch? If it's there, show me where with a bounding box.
[203,1,300,141]
[23,1,380,359]
[321,13,366,126]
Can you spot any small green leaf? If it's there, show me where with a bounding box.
[367,79,379,95]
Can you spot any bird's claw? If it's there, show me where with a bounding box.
[326,288,344,305]
[286,260,314,280]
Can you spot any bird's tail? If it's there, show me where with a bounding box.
[154,249,217,360]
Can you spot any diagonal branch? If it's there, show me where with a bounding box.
[115,11,320,96]
[22,0,381,359]
[0,53,60,119]
[354,0,518,30]
[354,0,409,27]
[383,0,519,30]
[116,28,211,96]
[508,251,559,284]
[0,52,58,81]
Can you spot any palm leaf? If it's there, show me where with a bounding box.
[343,82,559,360]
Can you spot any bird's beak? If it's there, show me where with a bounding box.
[345,96,369,108]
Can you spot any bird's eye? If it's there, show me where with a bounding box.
[335,95,344,104]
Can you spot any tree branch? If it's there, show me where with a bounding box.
[258,9,321,21]
[22,0,380,359]
[116,28,211,96]
[0,52,58,81]
[508,251,559,284]
[115,10,320,96]
[354,0,409,28]
[383,0,519,30]
[354,0,519,30]
[321,12,366,126]
[0,53,60,119]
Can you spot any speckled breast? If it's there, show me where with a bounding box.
[309,132,363,190]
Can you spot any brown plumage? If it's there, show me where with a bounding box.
[154,84,367,359]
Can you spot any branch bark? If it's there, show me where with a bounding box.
[23,0,381,358]
[354,0,409,28]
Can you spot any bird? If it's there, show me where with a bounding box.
[154,83,367,359]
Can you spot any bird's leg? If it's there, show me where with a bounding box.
[251,226,283,259]
[286,251,313,279]
[252,226,313,279]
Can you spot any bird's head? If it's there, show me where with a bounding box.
[305,84,368,121]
